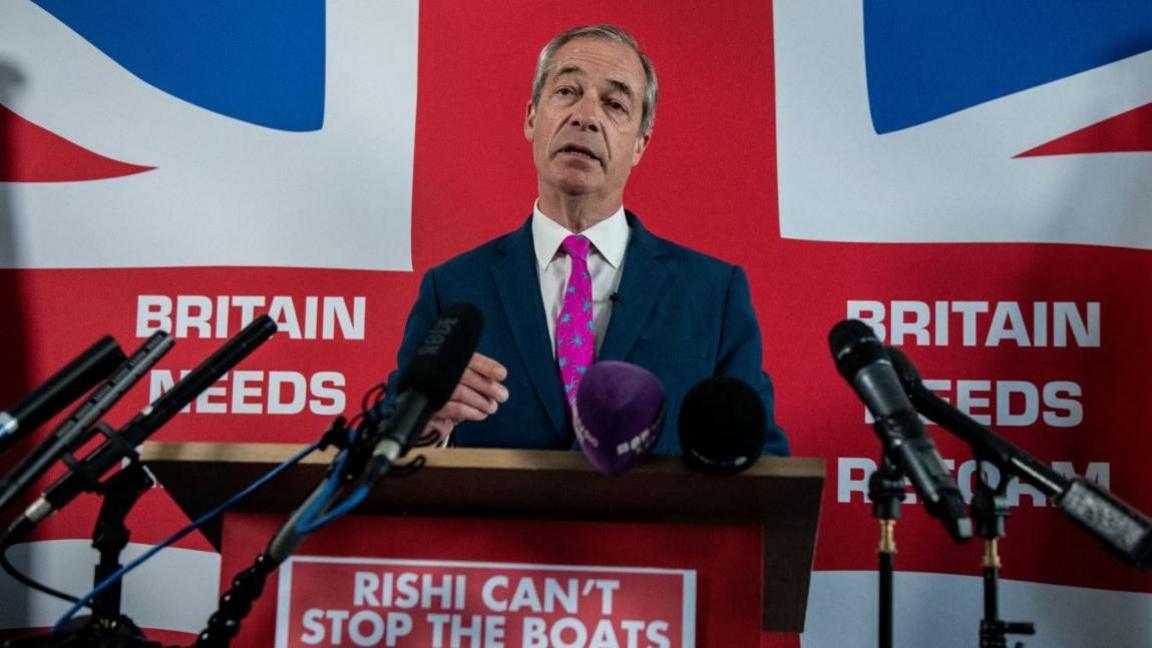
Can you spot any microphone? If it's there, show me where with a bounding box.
[678,376,765,475]
[266,305,481,564]
[359,303,483,484]
[829,319,972,542]
[0,332,173,515]
[12,316,277,534]
[0,336,125,456]
[609,292,623,304]
[888,345,1152,570]
[572,361,665,474]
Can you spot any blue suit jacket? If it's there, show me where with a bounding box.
[389,212,789,456]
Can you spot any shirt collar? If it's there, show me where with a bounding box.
[531,201,629,271]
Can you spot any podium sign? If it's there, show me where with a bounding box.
[276,553,697,646]
[222,514,759,646]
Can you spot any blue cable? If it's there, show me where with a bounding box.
[52,439,323,633]
[292,425,370,534]
[295,484,369,534]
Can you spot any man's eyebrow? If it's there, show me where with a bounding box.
[607,79,635,100]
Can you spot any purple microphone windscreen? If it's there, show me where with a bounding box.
[573,361,665,475]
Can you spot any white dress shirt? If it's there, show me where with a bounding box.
[532,203,630,356]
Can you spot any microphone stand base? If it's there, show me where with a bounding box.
[2,615,161,648]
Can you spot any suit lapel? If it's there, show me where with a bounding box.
[600,213,670,361]
[490,220,567,439]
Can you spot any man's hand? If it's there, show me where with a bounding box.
[424,352,509,443]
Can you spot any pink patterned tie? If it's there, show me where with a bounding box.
[557,235,594,403]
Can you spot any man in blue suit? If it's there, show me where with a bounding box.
[391,25,788,455]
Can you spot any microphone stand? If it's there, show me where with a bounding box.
[192,415,354,647]
[867,453,905,648]
[970,460,1034,648]
[4,452,160,648]
[193,412,431,646]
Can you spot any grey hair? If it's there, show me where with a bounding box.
[530,24,658,135]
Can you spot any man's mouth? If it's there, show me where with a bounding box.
[556,144,602,165]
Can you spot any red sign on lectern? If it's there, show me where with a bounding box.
[275,556,697,647]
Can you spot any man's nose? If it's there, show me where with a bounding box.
[568,98,601,132]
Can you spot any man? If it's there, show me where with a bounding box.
[389,24,788,455]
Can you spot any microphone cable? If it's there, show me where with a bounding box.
[291,379,442,535]
[290,383,389,533]
[48,438,329,633]
[0,535,82,604]
[192,382,443,647]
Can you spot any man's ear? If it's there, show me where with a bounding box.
[631,131,652,166]
[524,100,537,142]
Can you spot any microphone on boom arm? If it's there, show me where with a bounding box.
[7,316,278,539]
[0,332,173,516]
[356,302,483,487]
[887,345,1152,570]
[266,303,482,563]
[0,336,125,456]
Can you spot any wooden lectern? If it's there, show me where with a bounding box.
[142,443,823,642]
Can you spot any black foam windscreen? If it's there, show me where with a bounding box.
[678,376,766,474]
[396,302,484,411]
[828,319,888,382]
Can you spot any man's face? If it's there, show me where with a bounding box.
[525,37,651,205]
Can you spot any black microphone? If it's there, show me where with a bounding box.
[0,332,173,515]
[888,345,1152,570]
[609,292,623,304]
[12,316,277,534]
[359,303,483,484]
[0,336,125,456]
[678,376,766,475]
[267,305,481,563]
[829,319,972,541]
